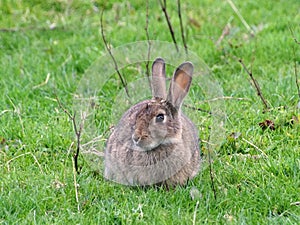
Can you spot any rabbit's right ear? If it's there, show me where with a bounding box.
[151,58,167,99]
[167,62,193,110]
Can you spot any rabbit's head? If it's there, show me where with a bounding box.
[131,58,193,151]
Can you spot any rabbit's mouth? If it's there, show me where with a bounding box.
[132,141,161,151]
[131,134,164,151]
[131,135,172,152]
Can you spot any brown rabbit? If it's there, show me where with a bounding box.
[104,58,200,187]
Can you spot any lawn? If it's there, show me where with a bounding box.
[0,0,300,224]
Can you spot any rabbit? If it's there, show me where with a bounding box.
[104,58,200,187]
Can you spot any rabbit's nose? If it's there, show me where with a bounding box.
[132,134,141,145]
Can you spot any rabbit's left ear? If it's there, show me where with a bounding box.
[167,62,193,109]
[152,58,167,99]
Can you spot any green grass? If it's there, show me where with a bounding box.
[1,0,300,224]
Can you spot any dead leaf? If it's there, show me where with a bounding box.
[290,115,299,125]
[188,18,201,28]
[259,119,275,130]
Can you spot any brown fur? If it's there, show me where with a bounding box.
[104,59,200,187]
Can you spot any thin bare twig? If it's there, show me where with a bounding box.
[289,26,300,45]
[184,103,212,115]
[7,95,25,136]
[292,46,300,100]
[293,38,300,45]
[226,0,254,36]
[72,156,80,212]
[192,201,199,225]
[207,133,217,200]
[241,138,268,158]
[0,27,21,32]
[6,152,44,174]
[81,135,105,148]
[56,96,83,174]
[289,27,300,100]
[0,24,59,33]
[290,201,300,206]
[33,73,50,89]
[215,23,231,47]
[159,0,179,52]
[238,59,269,111]
[177,0,188,55]
[145,0,151,88]
[200,96,250,103]
[0,109,12,117]
[100,10,130,98]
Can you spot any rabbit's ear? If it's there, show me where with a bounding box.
[152,58,167,99]
[167,62,193,109]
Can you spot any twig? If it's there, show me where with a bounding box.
[290,34,300,100]
[145,0,151,88]
[72,156,80,213]
[207,133,217,201]
[0,27,20,32]
[238,59,269,111]
[7,95,25,136]
[289,26,300,45]
[288,27,300,102]
[192,201,199,225]
[215,23,231,47]
[82,126,112,155]
[184,103,212,115]
[60,55,72,68]
[0,109,12,117]
[81,134,105,148]
[100,9,130,98]
[201,139,217,146]
[293,47,300,100]
[33,73,50,89]
[6,152,44,174]
[56,96,83,174]
[159,0,179,52]
[290,201,300,206]
[241,138,268,158]
[200,96,250,103]
[226,0,254,36]
[177,0,188,55]
[0,24,59,33]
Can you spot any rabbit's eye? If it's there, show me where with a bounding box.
[155,114,165,123]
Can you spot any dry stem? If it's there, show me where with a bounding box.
[242,138,268,158]
[207,133,217,200]
[239,59,269,111]
[289,26,300,45]
[192,201,199,225]
[56,96,83,174]
[100,10,130,98]
[200,96,250,103]
[226,0,254,36]
[177,0,188,55]
[159,0,179,52]
[6,152,44,174]
[293,48,300,100]
[145,0,152,88]
[184,103,212,115]
[7,96,25,136]
[0,25,59,32]
[33,73,50,89]
[288,27,300,101]
[72,156,80,213]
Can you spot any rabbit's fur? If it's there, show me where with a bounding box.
[104,58,200,187]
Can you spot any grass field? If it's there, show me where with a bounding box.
[1,0,300,224]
